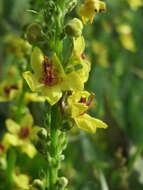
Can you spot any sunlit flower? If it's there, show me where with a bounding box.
[0,67,22,102]
[79,0,106,24]
[23,47,84,105]
[65,91,108,133]
[3,114,39,158]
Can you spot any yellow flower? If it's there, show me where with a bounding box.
[127,0,143,10]
[4,35,32,57]
[3,114,39,158]
[91,40,108,67]
[67,36,91,83]
[0,67,22,102]
[23,47,84,105]
[117,24,136,52]
[13,169,30,190]
[79,0,106,24]
[66,91,107,133]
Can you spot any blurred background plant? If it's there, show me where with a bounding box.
[0,0,143,190]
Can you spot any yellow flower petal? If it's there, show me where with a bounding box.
[67,91,90,117]
[79,0,106,24]
[73,36,85,57]
[52,54,65,78]
[20,114,34,127]
[68,91,90,105]
[75,113,107,133]
[42,86,62,106]
[23,71,43,91]
[13,173,30,190]
[63,72,84,91]
[21,142,37,158]
[6,119,20,134]
[25,92,45,103]
[71,103,88,118]
[78,59,91,82]
[31,47,44,78]
[3,133,19,147]
[30,126,40,140]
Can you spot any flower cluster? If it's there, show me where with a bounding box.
[23,0,107,134]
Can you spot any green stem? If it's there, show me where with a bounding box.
[48,105,59,190]
[5,149,16,189]
[42,1,68,189]
[49,127,59,189]
[44,104,67,190]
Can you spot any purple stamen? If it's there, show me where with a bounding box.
[0,144,5,152]
[42,56,58,86]
[81,54,86,59]
[4,85,18,95]
[19,127,30,139]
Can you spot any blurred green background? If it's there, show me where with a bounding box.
[0,0,143,190]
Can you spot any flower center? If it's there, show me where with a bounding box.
[81,54,86,59]
[0,144,5,153]
[41,56,59,86]
[79,94,95,107]
[19,127,30,139]
[79,97,87,104]
[4,85,18,95]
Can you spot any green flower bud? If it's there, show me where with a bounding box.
[59,154,65,161]
[37,128,48,140]
[58,177,68,188]
[26,23,44,44]
[65,18,83,37]
[68,0,78,12]
[32,179,44,190]
[61,119,74,132]
[4,35,31,57]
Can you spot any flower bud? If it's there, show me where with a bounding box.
[37,128,48,140]
[58,177,68,188]
[68,0,78,12]
[26,23,44,44]
[65,18,83,37]
[59,154,65,161]
[61,119,74,132]
[4,35,31,57]
[32,179,44,190]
